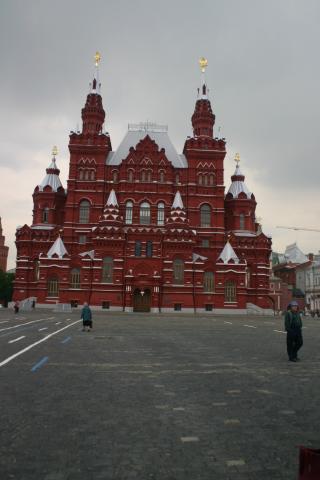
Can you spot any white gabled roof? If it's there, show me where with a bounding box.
[227,165,251,199]
[107,126,188,168]
[47,236,68,258]
[217,241,239,264]
[38,159,63,192]
[284,243,308,264]
[106,189,118,207]
[172,191,184,209]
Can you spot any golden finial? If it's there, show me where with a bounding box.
[199,57,208,73]
[52,145,58,157]
[234,152,240,166]
[94,51,101,67]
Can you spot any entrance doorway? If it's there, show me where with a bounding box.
[133,288,151,312]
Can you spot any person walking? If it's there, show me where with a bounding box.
[81,302,93,332]
[284,300,303,362]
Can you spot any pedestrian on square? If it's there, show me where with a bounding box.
[284,300,303,362]
[81,302,93,332]
[14,301,20,314]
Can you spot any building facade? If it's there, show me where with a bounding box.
[0,217,9,272]
[13,57,272,312]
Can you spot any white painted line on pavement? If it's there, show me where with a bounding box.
[224,321,233,325]
[38,327,48,331]
[0,318,53,333]
[8,336,26,344]
[274,329,286,334]
[0,321,8,324]
[243,325,257,329]
[55,322,61,325]
[0,320,81,368]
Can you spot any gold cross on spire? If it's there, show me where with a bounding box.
[199,57,208,73]
[52,145,58,157]
[234,152,240,166]
[94,51,101,67]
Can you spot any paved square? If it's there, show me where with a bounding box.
[0,310,320,479]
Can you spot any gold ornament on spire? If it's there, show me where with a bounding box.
[234,152,240,166]
[94,51,101,67]
[52,145,58,157]
[199,57,208,73]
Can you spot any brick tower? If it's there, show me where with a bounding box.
[0,217,9,272]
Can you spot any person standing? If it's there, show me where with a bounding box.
[284,300,303,362]
[81,302,93,332]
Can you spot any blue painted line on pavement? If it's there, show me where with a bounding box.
[61,336,71,344]
[31,356,49,372]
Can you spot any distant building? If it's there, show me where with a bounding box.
[0,217,9,272]
[13,56,272,312]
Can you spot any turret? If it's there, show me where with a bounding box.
[191,57,215,138]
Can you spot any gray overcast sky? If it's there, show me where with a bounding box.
[1,0,320,268]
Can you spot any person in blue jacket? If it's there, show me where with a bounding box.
[284,300,303,362]
[81,302,92,332]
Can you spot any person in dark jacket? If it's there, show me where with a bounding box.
[81,302,92,332]
[284,300,303,362]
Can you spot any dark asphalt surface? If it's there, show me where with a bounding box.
[0,309,319,480]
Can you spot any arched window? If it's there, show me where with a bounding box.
[239,213,245,230]
[42,207,49,224]
[141,170,146,182]
[200,204,211,227]
[147,170,152,182]
[198,174,203,185]
[85,170,89,180]
[79,170,84,180]
[47,277,59,297]
[90,170,95,180]
[140,202,151,225]
[112,171,118,183]
[102,257,113,283]
[225,280,237,302]
[135,241,142,257]
[204,175,208,186]
[34,260,40,281]
[175,174,180,184]
[125,201,133,224]
[128,170,134,182]
[79,200,90,223]
[159,170,165,183]
[173,258,184,285]
[204,272,214,292]
[146,241,153,258]
[157,202,165,225]
[209,174,215,186]
[70,268,81,289]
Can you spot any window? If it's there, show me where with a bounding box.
[204,175,208,186]
[125,201,133,224]
[79,235,87,244]
[140,202,151,225]
[200,204,211,227]
[42,207,49,224]
[174,303,182,311]
[175,174,180,184]
[239,213,245,230]
[70,268,81,289]
[209,174,215,186]
[205,304,213,311]
[112,171,118,183]
[204,272,214,292]
[173,258,184,284]
[147,170,152,182]
[128,170,134,182]
[102,301,110,309]
[34,260,40,281]
[225,280,237,302]
[102,257,113,283]
[157,202,165,226]
[79,170,84,180]
[202,239,209,248]
[85,170,89,180]
[135,241,142,257]
[159,171,165,183]
[146,241,153,258]
[47,277,59,297]
[198,174,203,185]
[246,268,251,287]
[91,170,95,180]
[79,200,90,223]
[141,170,146,182]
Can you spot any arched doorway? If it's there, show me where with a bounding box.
[133,288,151,312]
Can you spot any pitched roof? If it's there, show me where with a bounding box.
[47,236,68,258]
[38,158,63,192]
[217,241,239,264]
[172,191,184,209]
[227,165,252,199]
[106,189,118,207]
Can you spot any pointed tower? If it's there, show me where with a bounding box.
[97,189,123,227]
[166,191,188,226]
[224,153,257,232]
[191,57,215,138]
[0,217,9,271]
[32,146,66,226]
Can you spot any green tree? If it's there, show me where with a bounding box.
[0,270,15,307]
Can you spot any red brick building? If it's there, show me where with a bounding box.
[13,57,272,312]
[0,217,9,272]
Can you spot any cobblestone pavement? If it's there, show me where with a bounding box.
[0,310,319,479]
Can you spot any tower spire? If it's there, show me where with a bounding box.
[82,52,105,135]
[191,57,215,138]
[91,51,101,93]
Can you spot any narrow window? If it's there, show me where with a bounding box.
[79,200,90,223]
[157,202,165,226]
[198,174,203,185]
[79,235,87,244]
[175,174,180,184]
[79,170,84,180]
[125,201,133,224]
[42,207,49,224]
[209,174,215,186]
[159,171,164,183]
[225,280,236,302]
[202,239,209,248]
[91,170,95,180]
[128,170,134,182]
[70,268,81,289]
[85,170,89,180]
[47,277,59,297]
[140,202,151,225]
[204,272,214,292]
[34,260,40,281]
[200,204,211,227]
[173,258,184,285]
[135,241,142,257]
[146,241,153,258]
[204,175,208,186]
[147,170,152,182]
[141,170,146,182]
[239,213,245,230]
[102,257,113,283]
[112,171,118,183]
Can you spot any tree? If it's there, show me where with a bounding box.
[0,270,15,307]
